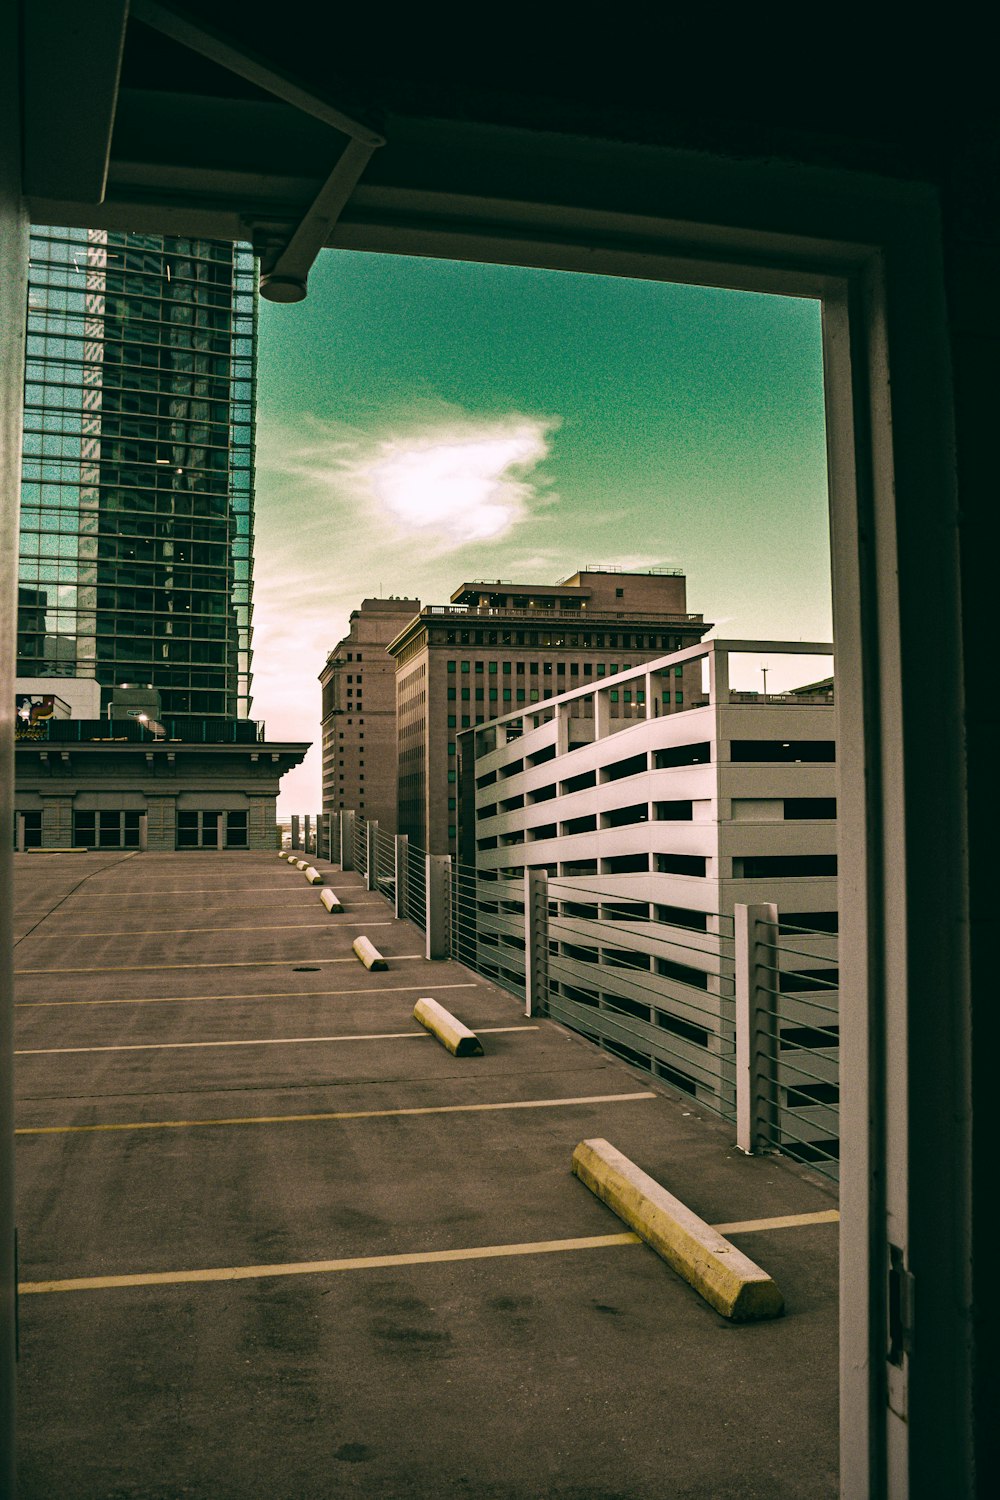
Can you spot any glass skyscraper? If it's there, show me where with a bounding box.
[18,228,256,718]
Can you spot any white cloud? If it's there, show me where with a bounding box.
[251,407,560,812]
[350,421,554,545]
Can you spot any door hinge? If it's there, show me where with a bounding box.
[888,1242,915,1366]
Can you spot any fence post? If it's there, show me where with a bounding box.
[395,834,409,920]
[365,819,379,891]
[16,814,25,853]
[290,814,300,851]
[524,868,549,1018]
[426,854,451,960]
[304,813,311,853]
[340,811,355,870]
[735,901,779,1154]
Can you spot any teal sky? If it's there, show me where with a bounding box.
[253,251,831,813]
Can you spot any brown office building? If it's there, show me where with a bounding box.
[319,597,420,831]
[387,569,711,854]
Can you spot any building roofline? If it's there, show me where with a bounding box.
[386,605,709,658]
[456,638,834,736]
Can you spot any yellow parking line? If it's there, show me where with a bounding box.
[19,1233,643,1294]
[15,951,422,976]
[66,884,337,897]
[26,922,359,939]
[16,1025,539,1057]
[15,983,479,1010]
[713,1210,839,1233]
[17,1211,840,1295]
[16,1091,656,1137]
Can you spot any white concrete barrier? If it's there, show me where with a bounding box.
[352,936,388,971]
[303,866,322,885]
[319,888,343,913]
[413,998,483,1057]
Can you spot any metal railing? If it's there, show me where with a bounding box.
[546,877,737,1118]
[18,715,264,744]
[452,862,527,999]
[352,816,367,879]
[736,906,840,1182]
[373,825,396,900]
[321,814,840,1185]
[327,813,341,865]
[762,920,839,1180]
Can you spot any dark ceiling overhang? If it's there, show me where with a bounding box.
[20,2,974,300]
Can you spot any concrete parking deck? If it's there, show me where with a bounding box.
[13,851,838,1499]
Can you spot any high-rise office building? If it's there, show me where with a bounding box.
[319,596,420,830]
[18,226,255,718]
[387,568,711,853]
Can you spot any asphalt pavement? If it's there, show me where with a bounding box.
[13,850,839,1499]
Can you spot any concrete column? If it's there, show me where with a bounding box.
[139,813,148,852]
[290,814,300,851]
[595,689,611,739]
[216,814,225,851]
[524,869,549,1018]
[15,816,24,854]
[145,795,176,852]
[40,795,72,849]
[304,814,311,852]
[555,705,570,756]
[425,854,451,960]
[707,644,729,705]
[734,902,779,1154]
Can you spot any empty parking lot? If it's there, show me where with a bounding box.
[13,850,838,1499]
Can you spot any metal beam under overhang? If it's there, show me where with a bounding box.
[129,0,384,299]
[22,0,130,204]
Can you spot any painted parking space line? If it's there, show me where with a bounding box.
[58,884,338,897]
[15,982,479,1010]
[15,1025,539,1057]
[15,1090,656,1137]
[20,1233,643,1294]
[17,1212,840,1295]
[15,951,423,975]
[27,922,360,939]
[29,918,392,942]
[714,1209,839,1233]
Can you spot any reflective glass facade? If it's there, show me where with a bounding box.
[18,228,256,717]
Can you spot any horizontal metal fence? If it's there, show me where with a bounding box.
[403,841,427,932]
[546,877,737,1119]
[754,916,840,1182]
[327,815,839,1187]
[452,863,526,999]
[352,815,367,879]
[373,826,396,900]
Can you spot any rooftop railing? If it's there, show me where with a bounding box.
[296,812,840,1186]
[422,604,705,624]
[16,715,265,744]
